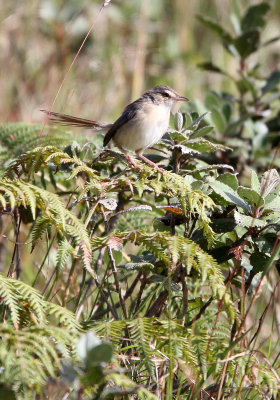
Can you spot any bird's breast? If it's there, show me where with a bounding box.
[113,103,170,151]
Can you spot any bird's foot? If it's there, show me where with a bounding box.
[136,152,165,174]
[124,153,139,168]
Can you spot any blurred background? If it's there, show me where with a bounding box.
[0,0,280,125]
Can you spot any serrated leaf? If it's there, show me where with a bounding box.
[260,169,280,198]
[186,139,230,153]
[241,3,270,31]
[217,173,238,190]
[171,144,200,155]
[264,196,280,211]
[112,205,152,218]
[237,187,264,207]
[174,112,184,131]
[195,164,234,173]
[99,198,118,211]
[210,181,250,211]
[233,30,260,59]
[262,211,280,222]
[250,169,261,194]
[124,262,154,271]
[169,131,188,142]
[234,210,266,228]
[186,112,209,130]
[190,125,214,139]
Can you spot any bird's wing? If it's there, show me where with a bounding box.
[41,110,110,130]
[103,101,139,147]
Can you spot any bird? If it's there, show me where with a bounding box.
[42,85,189,171]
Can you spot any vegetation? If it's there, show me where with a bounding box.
[0,0,280,399]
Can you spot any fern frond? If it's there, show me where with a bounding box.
[55,237,74,273]
[0,274,22,327]
[0,178,92,272]
[128,318,155,377]
[31,216,52,248]
[0,274,81,333]
[0,123,75,171]
[0,324,77,397]
[46,303,81,333]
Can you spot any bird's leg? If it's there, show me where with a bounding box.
[118,146,139,168]
[135,150,165,173]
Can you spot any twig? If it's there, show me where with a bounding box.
[39,1,111,142]
[107,246,128,319]
[91,271,142,319]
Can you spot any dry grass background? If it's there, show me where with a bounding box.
[0,0,279,126]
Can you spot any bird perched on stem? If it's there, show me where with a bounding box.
[42,85,189,171]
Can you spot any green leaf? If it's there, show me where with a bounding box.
[211,108,227,133]
[233,30,260,59]
[186,139,229,153]
[260,169,280,198]
[205,91,222,110]
[169,131,188,142]
[77,332,101,363]
[86,365,105,385]
[210,181,250,211]
[124,262,154,271]
[149,274,180,292]
[197,62,227,75]
[234,210,266,228]
[250,169,261,194]
[174,112,184,131]
[224,115,250,136]
[217,173,238,190]
[264,196,280,211]
[186,112,209,130]
[211,218,237,234]
[241,3,270,31]
[86,343,114,367]
[262,70,280,93]
[250,252,270,273]
[256,234,277,253]
[171,144,200,155]
[196,15,233,43]
[237,187,264,207]
[190,125,214,139]
[99,198,118,211]
[239,72,258,99]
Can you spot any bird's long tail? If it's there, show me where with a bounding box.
[41,110,112,132]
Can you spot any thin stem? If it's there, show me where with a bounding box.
[107,246,127,319]
[32,234,56,287]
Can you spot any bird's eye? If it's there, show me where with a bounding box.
[162,92,171,98]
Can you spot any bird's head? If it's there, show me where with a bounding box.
[143,85,189,108]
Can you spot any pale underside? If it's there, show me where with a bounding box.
[112,102,171,152]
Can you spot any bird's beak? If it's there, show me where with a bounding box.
[176,96,190,102]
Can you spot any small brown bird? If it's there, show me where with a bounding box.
[42,85,189,170]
